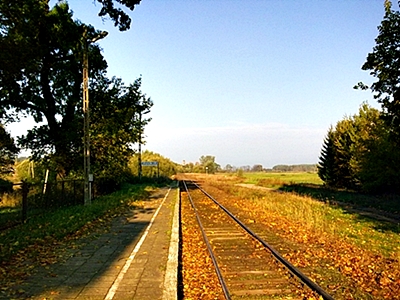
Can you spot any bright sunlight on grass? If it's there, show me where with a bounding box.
[242,172,323,188]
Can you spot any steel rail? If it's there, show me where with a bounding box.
[193,181,335,300]
[182,181,231,300]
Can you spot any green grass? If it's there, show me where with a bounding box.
[0,207,22,229]
[281,184,400,215]
[242,172,323,188]
[241,172,400,215]
[0,183,157,262]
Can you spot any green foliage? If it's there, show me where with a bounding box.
[318,103,400,193]
[352,1,400,193]
[0,178,13,195]
[0,2,152,183]
[358,1,400,145]
[179,162,195,174]
[224,164,234,172]
[0,183,152,261]
[333,118,357,189]
[179,155,221,174]
[199,155,220,174]
[318,127,336,186]
[272,164,317,172]
[92,0,141,31]
[357,126,400,193]
[129,150,178,178]
[0,2,106,175]
[0,125,19,176]
[251,164,263,172]
[91,76,152,183]
[243,172,322,187]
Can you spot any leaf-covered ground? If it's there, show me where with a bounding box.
[180,191,225,299]
[190,175,400,299]
[0,197,149,299]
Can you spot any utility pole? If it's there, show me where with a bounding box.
[82,28,107,205]
[137,102,150,181]
[83,28,90,206]
[138,110,142,180]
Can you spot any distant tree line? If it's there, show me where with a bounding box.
[318,1,400,194]
[270,164,317,172]
[220,164,316,173]
[180,155,221,174]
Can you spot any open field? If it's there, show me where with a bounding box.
[241,171,323,187]
[230,172,400,215]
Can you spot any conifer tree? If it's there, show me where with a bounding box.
[317,127,336,187]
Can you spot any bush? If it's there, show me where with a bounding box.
[0,178,13,194]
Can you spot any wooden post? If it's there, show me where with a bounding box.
[61,180,65,205]
[43,169,49,194]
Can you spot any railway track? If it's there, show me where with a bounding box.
[180,179,334,300]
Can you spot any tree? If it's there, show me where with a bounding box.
[0,2,152,180]
[317,127,336,186]
[251,164,263,172]
[91,0,142,31]
[199,155,220,174]
[240,165,251,172]
[318,103,400,193]
[0,2,108,175]
[129,150,177,178]
[333,118,356,189]
[90,76,152,181]
[224,164,234,172]
[0,125,19,176]
[272,165,289,172]
[0,0,142,33]
[354,104,400,193]
[357,0,400,144]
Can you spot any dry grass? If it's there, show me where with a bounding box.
[0,191,21,208]
[204,174,400,259]
[186,174,400,299]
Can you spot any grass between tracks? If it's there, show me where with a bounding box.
[191,173,400,299]
[0,183,158,264]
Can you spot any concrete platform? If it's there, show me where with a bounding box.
[7,185,180,300]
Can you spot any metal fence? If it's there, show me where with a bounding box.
[0,179,85,230]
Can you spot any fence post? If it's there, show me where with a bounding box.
[61,181,65,206]
[21,181,28,222]
[73,180,76,204]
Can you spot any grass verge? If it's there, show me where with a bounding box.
[216,182,400,258]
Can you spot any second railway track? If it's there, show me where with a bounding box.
[180,179,334,300]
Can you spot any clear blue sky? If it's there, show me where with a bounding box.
[11,0,385,168]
